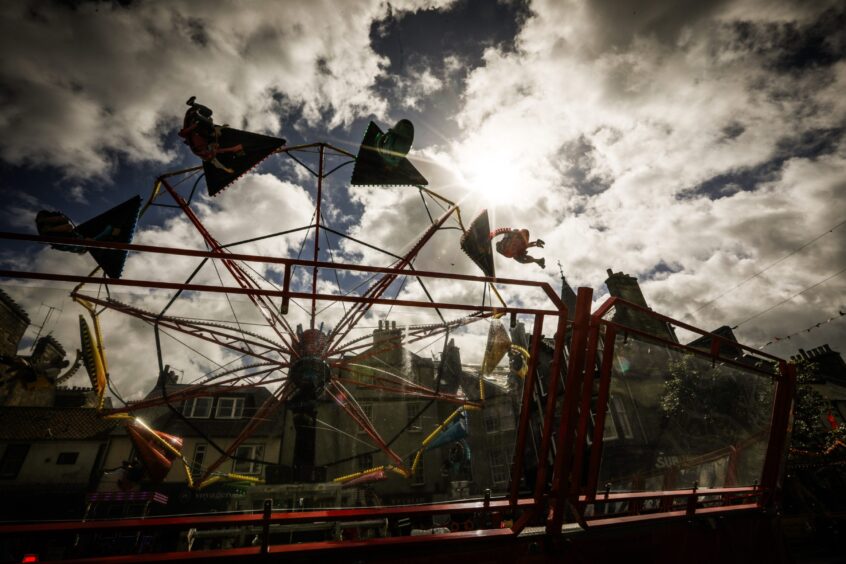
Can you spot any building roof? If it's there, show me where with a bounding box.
[130,384,284,438]
[33,334,66,358]
[0,407,117,441]
[0,288,30,325]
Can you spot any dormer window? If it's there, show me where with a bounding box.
[216,397,245,419]
[183,397,212,418]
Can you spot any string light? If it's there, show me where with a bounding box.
[732,267,846,328]
[690,217,846,318]
[760,310,846,349]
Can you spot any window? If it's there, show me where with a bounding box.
[0,444,30,479]
[357,403,374,434]
[56,452,79,465]
[233,444,264,475]
[489,449,510,485]
[498,403,515,432]
[183,397,212,418]
[588,399,619,444]
[610,396,634,439]
[357,453,373,471]
[215,397,245,419]
[484,403,515,433]
[406,402,423,432]
[192,444,207,475]
[484,412,500,433]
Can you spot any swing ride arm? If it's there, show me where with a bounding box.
[325,204,460,356]
[158,177,298,355]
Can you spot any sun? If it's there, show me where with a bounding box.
[460,150,522,206]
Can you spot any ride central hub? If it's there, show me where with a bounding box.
[290,328,331,403]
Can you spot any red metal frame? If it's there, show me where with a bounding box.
[508,314,544,508]
[572,296,794,528]
[547,287,593,533]
[0,214,796,561]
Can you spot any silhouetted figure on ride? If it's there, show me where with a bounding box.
[489,228,545,269]
[179,96,244,173]
[33,196,143,278]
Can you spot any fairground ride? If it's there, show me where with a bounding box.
[0,102,797,563]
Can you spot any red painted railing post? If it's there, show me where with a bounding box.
[547,287,593,534]
[261,499,271,554]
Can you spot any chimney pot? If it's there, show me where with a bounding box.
[607,268,614,277]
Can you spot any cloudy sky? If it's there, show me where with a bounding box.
[1,0,845,398]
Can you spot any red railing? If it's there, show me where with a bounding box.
[0,233,795,562]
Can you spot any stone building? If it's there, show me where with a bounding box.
[791,344,846,426]
[604,269,678,343]
[0,289,30,356]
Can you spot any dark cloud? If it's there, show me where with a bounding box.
[585,0,730,51]
[642,260,683,281]
[553,135,614,196]
[724,5,846,72]
[369,0,530,140]
[720,121,746,142]
[680,126,845,200]
[0,0,407,178]
[372,0,529,74]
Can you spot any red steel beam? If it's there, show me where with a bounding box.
[54,528,519,564]
[324,204,461,356]
[0,498,533,535]
[0,231,565,303]
[584,502,760,528]
[531,313,570,504]
[326,381,406,468]
[329,314,490,361]
[571,307,603,511]
[508,314,546,511]
[548,287,593,534]
[334,377,479,407]
[578,485,761,503]
[601,320,781,379]
[200,383,293,480]
[1,270,560,316]
[311,144,324,329]
[591,297,784,365]
[759,360,795,509]
[74,293,290,364]
[584,325,617,503]
[158,179,297,354]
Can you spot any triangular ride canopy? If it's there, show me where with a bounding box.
[481,321,511,375]
[126,423,184,484]
[425,416,469,451]
[75,195,143,279]
[460,210,496,277]
[203,128,286,196]
[350,121,428,186]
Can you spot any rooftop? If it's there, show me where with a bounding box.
[0,407,117,440]
[0,288,31,325]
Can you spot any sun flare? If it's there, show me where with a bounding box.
[461,151,522,206]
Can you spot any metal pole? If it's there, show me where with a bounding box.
[508,314,545,508]
[548,287,592,533]
[311,144,325,329]
[261,499,271,554]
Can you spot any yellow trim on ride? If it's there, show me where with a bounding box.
[198,476,222,490]
[225,472,264,484]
